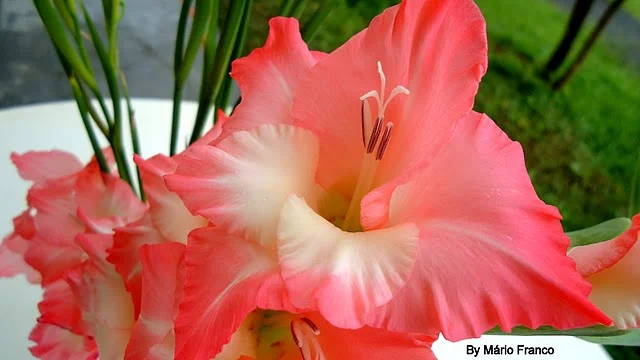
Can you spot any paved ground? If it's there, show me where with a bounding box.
[0,0,638,108]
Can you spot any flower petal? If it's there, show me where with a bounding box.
[108,214,168,317]
[217,18,318,140]
[24,234,86,285]
[578,216,640,329]
[291,0,488,190]
[308,313,437,360]
[278,195,419,328]
[69,235,135,360]
[38,279,86,335]
[166,124,319,249]
[174,228,290,360]
[367,112,611,340]
[135,154,206,243]
[125,242,185,360]
[11,150,83,184]
[0,232,40,283]
[29,323,98,360]
[569,216,640,278]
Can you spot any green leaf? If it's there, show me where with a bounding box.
[290,0,308,19]
[566,217,632,247]
[280,0,295,16]
[581,330,640,346]
[32,0,98,91]
[302,0,339,42]
[486,325,629,337]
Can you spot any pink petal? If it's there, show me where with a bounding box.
[174,227,289,360]
[108,215,167,317]
[367,112,611,340]
[166,124,319,248]
[125,242,185,360]
[308,313,437,360]
[216,18,318,140]
[66,261,135,360]
[0,232,41,283]
[576,216,640,328]
[11,150,83,183]
[38,279,86,335]
[291,0,488,191]
[569,216,640,277]
[135,154,206,243]
[25,235,86,285]
[29,323,98,360]
[278,195,419,328]
[69,234,136,359]
[75,173,147,231]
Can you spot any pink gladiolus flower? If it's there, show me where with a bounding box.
[0,149,147,359]
[166,0,611,352]
[569,215,640,329]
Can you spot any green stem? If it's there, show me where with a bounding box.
[170,83,184,156]
[79,83,110,137]
[120,71,145,201]
[53,44,109,174]
[215,0,252,114]
[81,1,133,187]
[290,0,308,19]
[486,325,629,337]
[71,77,110,173]
[170,0,193,156]
[190,0,246,143]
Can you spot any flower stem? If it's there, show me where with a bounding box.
[170,0,194,156]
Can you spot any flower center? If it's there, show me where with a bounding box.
[290,317,326,360]
[341,61,410,232]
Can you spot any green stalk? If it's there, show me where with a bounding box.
[302,0,337,41]
[120,71,145,201]
[280,0,295,16]
[61,0,113,131]
[53,44,109,173]
[81,2,133,187]
[203,0,220,78]
[32,0,98,92]
[190,0,246,143]
[71,77,110,174]
[170,0,194,156]
[215,0,252,115]
[177,0,215,85]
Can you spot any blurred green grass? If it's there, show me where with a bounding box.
[623,0,640,21]
[247,0,640,231]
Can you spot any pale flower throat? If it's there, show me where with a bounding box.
[341,61,410,232]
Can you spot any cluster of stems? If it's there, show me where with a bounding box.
[33,0,342,201]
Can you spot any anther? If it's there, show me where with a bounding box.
[366,117,384,153]
[376,123,393,160]
[290,320,302,347]
[361,100,370,147]
[301,317,320,335]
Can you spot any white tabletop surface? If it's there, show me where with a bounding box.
[0,99,613,359]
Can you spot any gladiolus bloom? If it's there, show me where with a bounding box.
[166,0,611,355]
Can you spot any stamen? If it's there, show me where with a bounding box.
[361,100,372,147]
[376,123,393,161]
[366,117,384,153]
[301,317,320,334]
[291,320,302,347]
[290,318,326,360]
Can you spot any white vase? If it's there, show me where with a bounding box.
[0,100,613,359]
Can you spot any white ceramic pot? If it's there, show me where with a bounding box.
[0,100,613,359]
